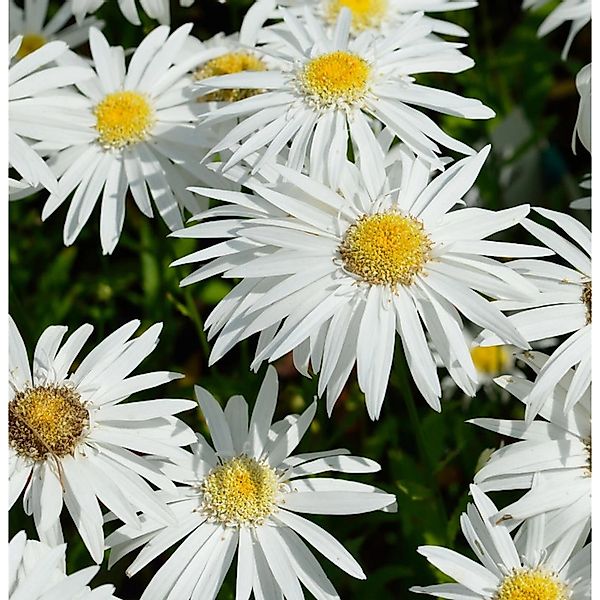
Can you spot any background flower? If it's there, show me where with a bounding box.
[8,36,93,194]
[523,0,591,58]
[9,531,119,599]
[9,0,103,58]
[71,0,196,26]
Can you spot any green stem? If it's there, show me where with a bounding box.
[183,286,211,359]
[394,351,448,531]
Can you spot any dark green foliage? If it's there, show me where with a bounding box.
[9,0,590,597]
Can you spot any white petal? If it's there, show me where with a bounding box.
[416,546,499,595]
[275,509,365,579]
[266,402,316,466]
[62,456,105,563]
[277,527,340,600]
[9,316,32,391]
[195,385,235,457]
[255,527,304,600]
[357,287,396,420]
[246,365,278,458]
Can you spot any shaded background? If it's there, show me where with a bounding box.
[9,0,591,597]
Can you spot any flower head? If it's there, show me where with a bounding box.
[249,0,478,38]
[10,25,229,254]
[469,353,591,544]
[9,316,196,563]
[9,531,119,599]
[476,208,591,421]
[71,0,196,26]
[523,0,590,58]
[8,36,93,194]
[197,9,494,187]
[412,485,590,599]
[9,0,103,59]
[172,144,550,418]
[107,367,396,599]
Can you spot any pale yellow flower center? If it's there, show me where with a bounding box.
[581,281,591,324]
[195,51,266,103]
[9,385,88,460]
[584,437,591,476]
[299,51,370,108]
[94,91,155,149]
[16,33,46,59]
[325,0,388,30]
[201,456,279,526]
[470,345,512,377]
[340,212,432,287]
[495,568,569,600]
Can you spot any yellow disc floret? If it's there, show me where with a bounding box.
[94,91,155,149]
[195,52,267,103]
[495,568,570,600]
[9,385,88,461]
[201,456,279,526]
[340,211,432,287]
[584,437,591,476]
[325,0,388,31]
[298,51,370,108]
[581,281,591,324]
[470,345,512,377]
[16,33,47,60]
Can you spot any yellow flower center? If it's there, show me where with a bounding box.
[584,437,591,476]
[495,568,569,600]
[9,385,88,461]
[298,51,370,108]
[201,456,279,526]
[340,211,432,287]
[94,91,155,149]
[16,33,47,59]
[325,0,388,31]
[195,51,266,102]
[470,345,512,377]
[581,281,591,324]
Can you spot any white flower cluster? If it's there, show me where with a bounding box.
[7,0,591,598]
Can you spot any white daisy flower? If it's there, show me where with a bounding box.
[9,0,103,60]
[476,207,591,421]
[523,0,591,58]
[411,484,591,599]
[107,366,396,600]
[71,0,196,26]
[12,25,227,255]
[171,144,552,418]
[9,316,196,563]
[252,0,478,38]
[196,8,494,186]
[9,531,119,600]
[572,62,591,155]
[8,36,93,195]
[469,355,591,548]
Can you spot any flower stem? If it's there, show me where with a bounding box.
[183,286,211,359]
[394,350,448,534]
